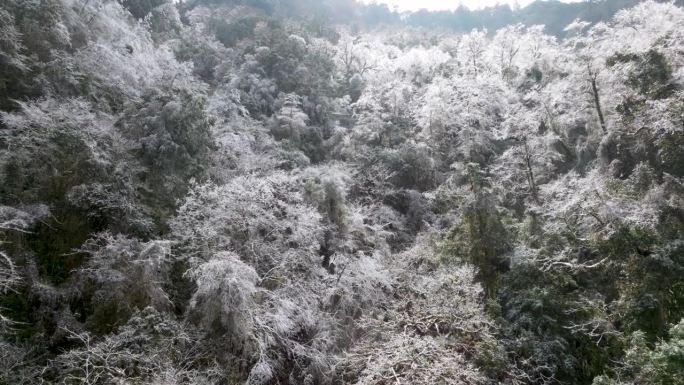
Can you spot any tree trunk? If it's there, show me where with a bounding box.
[523,137,539,203]
[590,75,607,134]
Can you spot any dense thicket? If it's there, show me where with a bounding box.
[0,0,683,384]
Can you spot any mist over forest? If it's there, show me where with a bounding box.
[1,0,683,384]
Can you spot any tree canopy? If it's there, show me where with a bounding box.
[0,0,683,384]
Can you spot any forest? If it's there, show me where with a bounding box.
[0,0,683,384]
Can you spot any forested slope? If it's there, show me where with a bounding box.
[403,0,684,37]
[0,1,683,384]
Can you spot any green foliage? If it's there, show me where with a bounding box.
[381,142,437,192]
[174,28,230,83]
[608,49,675,99]
[118,87,215,222]
[588,226,662,329]
[1,0,70,62]
[442,164,511,296]
[0,1,683,384]
[500,264,623,385]
[0,6,30,111]
[43,306,222,384]
[659,131,684,177]
[0,288,34,339]
[473,336,509,381]
[0,98,115,204]
[305,174,347,231]
[209,10,260,48]
[521,209,546,250]
[71,234,174,335]
[594,320,684,385]
[119,0,170,19]
[27,210,94,284]
[604,163,656,199]
[145,2,182,41]
[618,239,684,340]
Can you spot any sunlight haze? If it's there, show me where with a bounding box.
[360,0,582,12]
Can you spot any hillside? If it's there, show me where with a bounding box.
[0,1,683,384]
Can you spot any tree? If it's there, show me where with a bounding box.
[117,87,215,220]
[71,233,174,334]
[45,307,220,384]
[271,93,309,145]
[0,6,29,111]
[594,319,684,385]
[442,163,512,297]
[1,1,684,384]
[0,205,49,329]
[336,34,376,101]
[171,172,322,273]
[499,263,622,385]
[118,0,171,20]
[460,29,489,76]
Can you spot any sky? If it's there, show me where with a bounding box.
[359,0,581,12]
